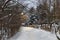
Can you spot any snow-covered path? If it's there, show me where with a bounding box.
[8,27,57,40]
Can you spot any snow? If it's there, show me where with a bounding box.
[56,31,60,38]
[8,27,57,40]
[51,23,59,34]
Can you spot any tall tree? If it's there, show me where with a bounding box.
[0,0,25,40]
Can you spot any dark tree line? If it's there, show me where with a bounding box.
[0,0,25,40]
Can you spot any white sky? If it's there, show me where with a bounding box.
[18,0,40,9]
[18,0,54,10]
[9,0,54,11]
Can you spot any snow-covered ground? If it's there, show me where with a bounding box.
[8,27,57,40]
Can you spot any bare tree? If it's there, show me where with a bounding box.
[0,0,25,40]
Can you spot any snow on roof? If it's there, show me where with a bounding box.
[9,27,57,40]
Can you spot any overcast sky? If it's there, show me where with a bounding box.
[9,0,54,11]
[18,0,40,10]
[18,0,54,10]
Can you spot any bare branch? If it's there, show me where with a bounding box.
[2,0,11,11]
